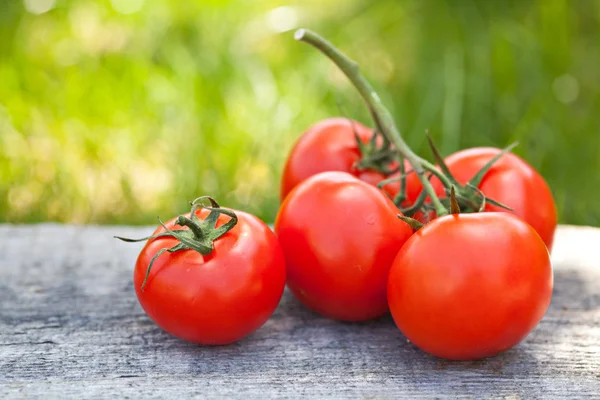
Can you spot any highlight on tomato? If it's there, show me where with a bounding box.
[387,212,553,360]
[275,171,413,322]
[116,197,286,345]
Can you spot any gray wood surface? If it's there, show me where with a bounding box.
[1,224,599,399]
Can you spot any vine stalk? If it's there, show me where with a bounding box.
[294,29,448,217]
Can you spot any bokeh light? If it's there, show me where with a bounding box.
[0,0,599,226]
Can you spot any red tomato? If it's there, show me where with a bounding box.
[387,212,553,360]
[280,118,420,202]
[433,148,557,250]
[275,171,413,321]
[133,208,286,345]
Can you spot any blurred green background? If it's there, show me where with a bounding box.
[1,0,599,226]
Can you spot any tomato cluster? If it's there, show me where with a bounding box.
[118,29,556,361]
[275,116,554,360]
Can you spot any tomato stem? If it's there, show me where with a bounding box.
[294,29,448,217]
[399,177,430,217]
[115,197,238,291]
[449,186,461,214]
[467,142,519,188]
[394,157,407,206]
[397,215,424,231]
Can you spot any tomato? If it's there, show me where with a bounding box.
[280,117,420,202]
[280,118,371,201]
[131,207,286,345]
[387,212,553,360]
[433,148,557,250]
[275,171,413,321]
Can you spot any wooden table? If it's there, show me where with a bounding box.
[1,224,599,398]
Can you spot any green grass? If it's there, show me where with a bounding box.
[1,0,599,226]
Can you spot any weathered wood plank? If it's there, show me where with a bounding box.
[1,224,599,398]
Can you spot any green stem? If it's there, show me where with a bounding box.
[420,158,453,189]
[395,154,407,206]
[295,29,448,217]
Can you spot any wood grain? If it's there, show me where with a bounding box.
[1,224,599,398]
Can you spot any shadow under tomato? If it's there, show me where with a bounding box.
[121,285,579,397]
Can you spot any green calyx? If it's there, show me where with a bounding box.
[115,196,238,291]
[397,185,461,231]
[353,127,399,175]
[424,136,515,214]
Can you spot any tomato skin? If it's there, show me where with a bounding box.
[433,147,557,250]
[280,118,371,201]
[133,209,286,345]
[275,171,413,321]
[280,118,420,202]
[387,213,553,360]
